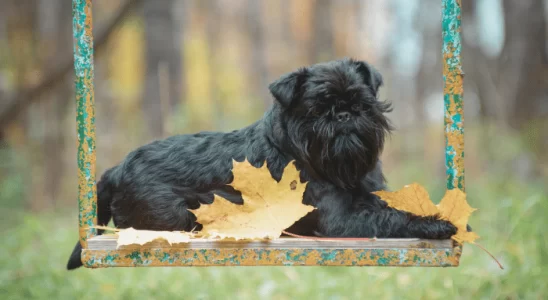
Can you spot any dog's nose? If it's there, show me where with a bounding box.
[336,112,351,122]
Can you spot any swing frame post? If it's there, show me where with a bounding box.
[443,0,465,191]
[442,0,465,259]
[73,0,464,268]
[73,0,97,250]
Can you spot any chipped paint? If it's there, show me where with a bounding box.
[443,0,465,256]
[443,0,464,191]
[73,0,97,248]
[82,245,461,268]
[75,0,464,268]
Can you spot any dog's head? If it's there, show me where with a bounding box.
[268,58,393,189]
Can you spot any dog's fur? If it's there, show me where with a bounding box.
[67,58,456,270]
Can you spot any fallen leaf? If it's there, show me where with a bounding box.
[373,183,479,243]
[373,183,439,216]
[190,159,314,240]
[437,189,479,243]
[116,227,193,248]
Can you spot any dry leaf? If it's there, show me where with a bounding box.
[373,183,479,243]
[190,159,314,240]
[373,184,439,216]
[437,189,479,243]
[116,227,193,248]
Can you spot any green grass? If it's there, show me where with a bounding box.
[2,175,547,300]
[2,126,547,299]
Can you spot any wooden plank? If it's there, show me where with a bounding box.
[82,236,461,268]
[87,235,454,250]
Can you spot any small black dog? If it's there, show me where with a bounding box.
[67,58,456,270]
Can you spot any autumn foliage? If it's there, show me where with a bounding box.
[373,183,479,244]
[107,161,480,248]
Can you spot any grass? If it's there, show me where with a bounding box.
[2,177,546,299]
[1,127,547,299]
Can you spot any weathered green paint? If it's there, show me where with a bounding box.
[82,246,462,268]
[73,0,97,247]
[442,0,465,191]
[73,0,465,268]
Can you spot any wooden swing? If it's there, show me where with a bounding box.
[73,0,465,268]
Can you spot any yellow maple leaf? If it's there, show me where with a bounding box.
[373,183,439,216]
[116,227,193,248]
[437,189,479,243]
[190,159,315,240]
[373,183,479,243]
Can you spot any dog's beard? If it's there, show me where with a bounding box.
[288,116,386,189]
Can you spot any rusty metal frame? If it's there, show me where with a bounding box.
[443,0,465,191]
[73,0,97,249]
[81,243,462,268]
[73,0,464,268]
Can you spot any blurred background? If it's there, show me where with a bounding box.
[1,0,546,299]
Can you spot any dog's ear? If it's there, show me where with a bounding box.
[352,60,383,96]
[268,68,308,107]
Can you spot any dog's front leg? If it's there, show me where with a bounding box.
[314,190,457,239]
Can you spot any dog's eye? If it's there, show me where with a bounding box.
[351,104,362,111]
[311,108,321,116]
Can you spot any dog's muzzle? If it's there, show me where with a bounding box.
[336,111,351,122]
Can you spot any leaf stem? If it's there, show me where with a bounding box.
[472,242,504,269]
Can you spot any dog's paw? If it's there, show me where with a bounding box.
[436,220,457,239]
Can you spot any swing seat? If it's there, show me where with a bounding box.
[71,0,466,268]
[81,236,461,268]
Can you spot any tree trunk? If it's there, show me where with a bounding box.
[199,0,224,130]
[310,0,334,63]
[461,0,547,128]
[38,0,73,209]
[142,0,183,138]
[247,0,271,110]
[500,0,547,128]
[5,0,38,211]
[416,0,442,127]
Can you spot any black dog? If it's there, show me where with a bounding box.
[66,58,456,270]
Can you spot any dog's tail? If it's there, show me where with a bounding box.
[66,167,117,270]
